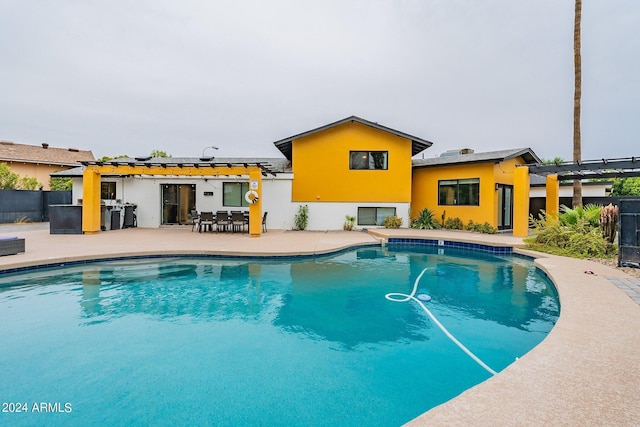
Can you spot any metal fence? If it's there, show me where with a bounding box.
[619,199,640,267]
[0,190,72,223]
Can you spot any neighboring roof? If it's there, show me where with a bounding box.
[272,115,433,160]
[412,148,541,168]
[77,157,291,176]
[0,141,95,166]
[51,166,86,178]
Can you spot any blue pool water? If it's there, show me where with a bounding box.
[0,245,559,426]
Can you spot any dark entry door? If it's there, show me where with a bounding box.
[161,184,196,225]
[497,184,513,230]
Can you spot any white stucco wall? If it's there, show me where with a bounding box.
[72,175,409,231]
[73,175,297,230]
[297,202,411,231]
[529,184,611,198]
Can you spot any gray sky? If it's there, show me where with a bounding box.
[1,0,638,161]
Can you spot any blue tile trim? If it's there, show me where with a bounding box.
[387,237,513,254]
[0,243,382,276]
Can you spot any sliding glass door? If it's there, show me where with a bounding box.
[161,184,196,225]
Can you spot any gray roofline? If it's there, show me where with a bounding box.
[80,158,289,176]
[0,158,85,167]
[412,148,541,168]
[273,116,433,160]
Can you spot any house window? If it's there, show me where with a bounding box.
[223,182,250,207]
[101,182,116,200]
[350,151,388,170]
[438,178,480,206]
[357,207,396,225]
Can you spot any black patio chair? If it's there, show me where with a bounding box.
[262,211,268,232]
[216,211,230,232]
[231,211,247,233]
[199,211,214,232]
[190,209,200,232]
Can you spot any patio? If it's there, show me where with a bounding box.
[1,224,639,426]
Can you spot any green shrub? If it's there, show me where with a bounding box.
[465,220,497,234]
[293,205,309,230]
[558,204,601,229]
[411,208,439,229]
[479,222,497,234]
[383,215,403,229]
[343,215,355,231]
[525,210,616,259]
[443,217,463,230]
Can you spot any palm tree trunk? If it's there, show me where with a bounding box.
[572,0,583,208]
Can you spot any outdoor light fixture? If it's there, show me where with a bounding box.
[201,145,219,157]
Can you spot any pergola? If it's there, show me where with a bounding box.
[524,156,640,218]
[80,159,280,237]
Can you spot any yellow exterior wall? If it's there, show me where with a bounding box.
[492,158,522,186]
[512,166,530,237]
[412,157,527,228]
[411,163,497,226]
[291,122,412,202]
[545,174,560,220]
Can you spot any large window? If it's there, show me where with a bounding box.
[357,207,396,226]
[438,178,480,206]
[223,182,250,207]
[350,151,388,170]
[101,182,116,200]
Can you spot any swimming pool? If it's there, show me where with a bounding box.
[0,244,559,426]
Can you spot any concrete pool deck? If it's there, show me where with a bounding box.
[1,224,639,426]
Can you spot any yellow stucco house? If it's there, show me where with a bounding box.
[68,116,541,237]
[273,116,432,229]
[412,148,541,232]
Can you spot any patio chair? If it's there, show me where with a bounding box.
[216,211,230,232]
[262,211,268,232]
[231,211,247,233]
[199,211,214,232]
[190,209,200,232]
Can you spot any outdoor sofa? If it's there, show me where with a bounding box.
[0,236,25,256]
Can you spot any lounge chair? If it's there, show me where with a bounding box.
[0,236,25,256]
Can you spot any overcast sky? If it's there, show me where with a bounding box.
[1,0,638,161]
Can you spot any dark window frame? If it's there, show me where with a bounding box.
[101,182,116,200]
[223,182,250,207]
[357,207,397,226]
[349,151,388,170]
[438,178,480,206]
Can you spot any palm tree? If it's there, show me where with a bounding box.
[572,0,583,208]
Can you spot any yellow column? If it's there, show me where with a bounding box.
[545,174,560,221]
[82,167,102,234]
[248,167,263,237]
[512,166,530,238]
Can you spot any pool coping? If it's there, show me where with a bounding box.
[1,226,639,425]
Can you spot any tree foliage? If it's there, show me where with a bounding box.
[17,176,42,190]
[0,162,19,189]
[98,154,129,162]
[150,150,171,158]
[541,157,565,165]
[611,177,640,196]
[50,177,73,191]
[0,162,42,190]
